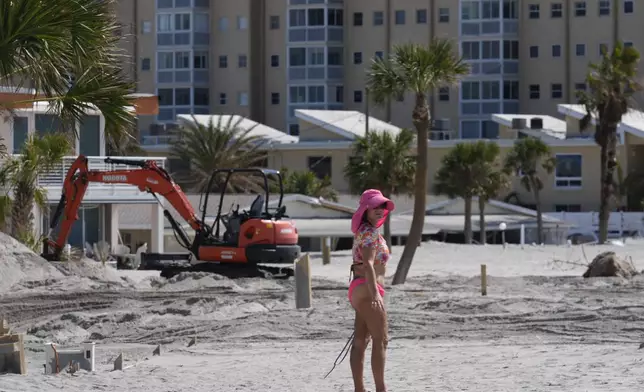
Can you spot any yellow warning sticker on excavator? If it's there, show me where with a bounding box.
[266,223,273,228]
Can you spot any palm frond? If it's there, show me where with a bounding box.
[365,39,470,107]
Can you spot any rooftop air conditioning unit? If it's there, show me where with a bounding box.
[511,118,527,129]
[530,117,544,129]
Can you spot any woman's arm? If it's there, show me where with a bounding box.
[360,246,380,299]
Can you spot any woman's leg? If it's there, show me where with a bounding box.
[355,296,388,392]
[350,310,370,392]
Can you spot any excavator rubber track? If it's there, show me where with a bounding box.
[159,262,294,280]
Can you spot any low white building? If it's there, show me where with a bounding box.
[0,102,165,253]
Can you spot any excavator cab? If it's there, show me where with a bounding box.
[200,167,287,244]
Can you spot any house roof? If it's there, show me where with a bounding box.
[176,114,299,144]
[558,103,644,137]
[294,109,402,140]
[118,193,445,230]
[399,197,565,223]
[491,114,568,139]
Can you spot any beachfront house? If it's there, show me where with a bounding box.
[0,89,164,254]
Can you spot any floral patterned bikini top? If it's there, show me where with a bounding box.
[352,223,390,265]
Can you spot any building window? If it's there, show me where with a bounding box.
[271,55,279,67]
[194,88,209,106]
[552,45,561,57]
[461,81,479,100]
[598,0,610,15]
[462,42,480,59]
[529,46,539,58]
[289,124,300,136]
[625,41,634,48]
[374,51,384,60]
[270,15,280,29]
[219,93,227,105]
[289,9,306,27]
[599,43,608,55]
[503,81,519,100]
[373,11,384,25]
[624,1,634,13]
[308,86,324,103]
[529,84,540,99]
[575,82,587,91]
[555,154,583,188]
[238,54,247,68]
[194,51,208,69]
[335,86,344,103]
[175,51,190,68]
[395,10,405,24]
[141,58,150,71]
[238,92,248,106]
[353,52,362,64]
[308,9,325,26]
[551,83,563,99]
[328,9,343,26]
[551,3,563,17]
[503,40,519,59]
[529,4,540,18]
[575,44,585,56]
[271,93,280,105]
[288,48,306,67]
[142,21,152,34]
[218,55,227,68]
[353,12,363,26]
[354,90,363,103]
[574,1,586,16]
[439,8,449,22]
[237,16,248,30]
[438,87,449,101]
[289,86,306,103]
[416,9,427,23]
[308,156,332,180]
[482,41,500,59]
[218,17,228,31]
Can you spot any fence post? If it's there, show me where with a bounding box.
[295,253,312,309]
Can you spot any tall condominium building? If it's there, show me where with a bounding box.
[114,0,641,143]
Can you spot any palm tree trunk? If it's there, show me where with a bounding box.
[599,129,618,244]
[392,93,429,285]
[478,197,486,245]
[464,196,473,244]
[533,184,543,244]
[11,185,35,240]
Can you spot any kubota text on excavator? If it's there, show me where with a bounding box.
[41,155,301,279]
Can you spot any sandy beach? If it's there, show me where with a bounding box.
[2,234,644,392]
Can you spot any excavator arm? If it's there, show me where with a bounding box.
[41,155,206,261]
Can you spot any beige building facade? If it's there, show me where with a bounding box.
[114,0,642,146]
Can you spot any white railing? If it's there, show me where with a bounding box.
[550,211,644,237]
[35,156,167,198]
[141,135,176,146]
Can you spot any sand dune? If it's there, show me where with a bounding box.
[2,237,644,391]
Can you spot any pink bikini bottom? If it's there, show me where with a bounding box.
[348,278,386,303]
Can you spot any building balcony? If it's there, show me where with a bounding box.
[31,156,167,203]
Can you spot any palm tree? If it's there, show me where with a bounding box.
[277,169,339,202]
[343,128,416,247]
[170,115,269,193]
[577,41,641,243]
[503,137,556,244]
[366,39,470,285]
[0,0,140,149]
[433,141,501,244]
[0,133,72,244]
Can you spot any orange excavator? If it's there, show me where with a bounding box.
[41,155,301,279]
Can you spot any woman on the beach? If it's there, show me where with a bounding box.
[348,189,394,392]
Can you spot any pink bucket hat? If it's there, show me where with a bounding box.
[351,189,395,233]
